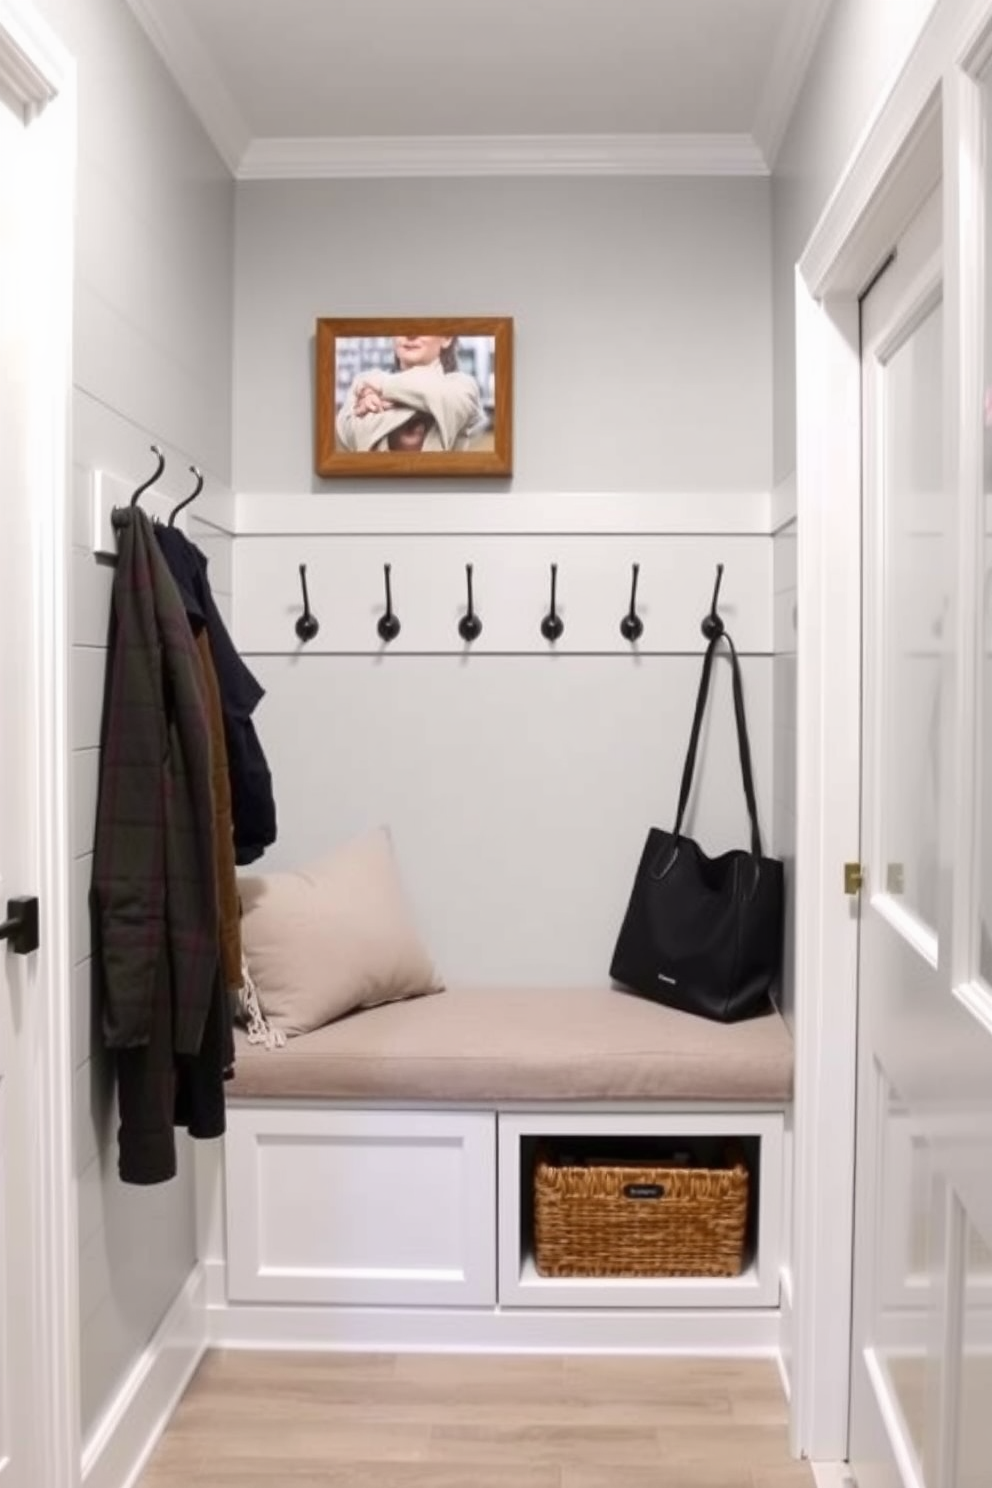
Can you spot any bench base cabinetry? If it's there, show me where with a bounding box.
[216,1103,786,1353]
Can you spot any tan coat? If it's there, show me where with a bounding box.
[195,631,242,992]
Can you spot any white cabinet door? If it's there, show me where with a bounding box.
[225,1107,497,1307]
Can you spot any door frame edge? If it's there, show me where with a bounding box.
[0,4,80,1485]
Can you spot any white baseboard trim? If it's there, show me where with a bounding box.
[777,1346,792,1404]
[778,1264,794,1402]
[205,1262,780,1354]
[811,1464,855,1488]
[81,1264,207,1488]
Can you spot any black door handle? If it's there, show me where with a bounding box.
[0,896,39,955]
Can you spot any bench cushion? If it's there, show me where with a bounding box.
[227,987,793,1104]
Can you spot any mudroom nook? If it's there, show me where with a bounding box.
[3,2,992,1488]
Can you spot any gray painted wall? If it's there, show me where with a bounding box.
[233,176,773,495]
[32,0,236,1445]
[230,174,776,983]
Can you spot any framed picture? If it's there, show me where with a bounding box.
[315,317,513,478]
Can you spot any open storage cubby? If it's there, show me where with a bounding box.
[497,1111,784,1309]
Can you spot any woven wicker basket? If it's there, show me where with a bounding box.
[533,1148,749,1278]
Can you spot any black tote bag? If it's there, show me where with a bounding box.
[610,629,783,1023]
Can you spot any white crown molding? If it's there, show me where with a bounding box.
[751,0,834,170]
[125,0,251,174]
[237,132,769,181]
[0,0,66,110]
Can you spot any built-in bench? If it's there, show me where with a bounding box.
[227,986,794,1103]
[218,988,794,1353]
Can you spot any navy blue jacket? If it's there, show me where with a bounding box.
[156,526,277,865]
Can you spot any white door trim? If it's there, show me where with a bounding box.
[792,0,992,1462]
[0,5,77,1486]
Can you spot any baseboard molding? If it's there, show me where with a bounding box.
[811,1464,855,1488]
[205,1261,780,1354]
[81,1265,207,1488]
[778,1264,794,1402]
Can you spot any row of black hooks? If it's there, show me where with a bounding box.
[112,443,204,529]
[295,560,728,646]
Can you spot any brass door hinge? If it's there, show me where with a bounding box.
[844,862,865,896]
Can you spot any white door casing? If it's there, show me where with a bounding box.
[0,4,75,1486]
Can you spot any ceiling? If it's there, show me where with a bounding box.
[127,0,834,180]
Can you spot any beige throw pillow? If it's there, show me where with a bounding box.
[238,827,444,1037]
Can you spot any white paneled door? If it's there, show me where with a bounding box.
[0,8,75,1486]
[0,77,46,1488]
[850,170,992,1486]
[849,187,944,1488]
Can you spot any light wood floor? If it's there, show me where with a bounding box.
[137,1351,813,1488]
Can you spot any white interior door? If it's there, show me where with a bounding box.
[0,78,46,1488]
[850,161,992,1485]
[850,186,944,1488]
[0,10,75,1484]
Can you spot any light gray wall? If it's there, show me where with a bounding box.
[772,0,937,483]
[231,176,776,982]
[33,0,235,1445]
[233,177,773,494]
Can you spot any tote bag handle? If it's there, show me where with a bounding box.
[671,629,762,860]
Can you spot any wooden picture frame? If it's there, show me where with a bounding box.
[315,317,513,479]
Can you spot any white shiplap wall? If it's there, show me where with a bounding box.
[30,0,237,1447]
[70,409,234,1443]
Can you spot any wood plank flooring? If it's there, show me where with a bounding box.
[137,1351,813,1488]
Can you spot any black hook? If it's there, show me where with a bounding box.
[458,563,483,643]
[295,563,319,643]
[620,562,644,642]
[701,563,726,640]
[377,563,401,643]
[168,465,203,527]
[541,562,564,643]
[130,444,166,508]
